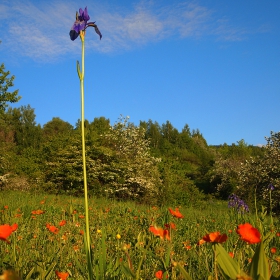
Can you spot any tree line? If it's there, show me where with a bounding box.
[1,62,279,212]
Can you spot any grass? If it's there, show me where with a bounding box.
[0,191,280,279]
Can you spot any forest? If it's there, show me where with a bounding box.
[1,62,279,213]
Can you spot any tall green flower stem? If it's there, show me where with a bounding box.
[77,31,93,278]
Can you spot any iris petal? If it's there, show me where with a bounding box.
[69,30,79,41]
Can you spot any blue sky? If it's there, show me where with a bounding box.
[1,0,279,145]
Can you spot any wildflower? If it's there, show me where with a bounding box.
[46,223,59,234]
[122,243,131,251]
[61,234,67,241]
[73,245,79,252]
[31,209,45,215]
[202,232,228,243]
[155,270,168,279]
[155,270,163,279]
[0,270,21,280]
[228,252,234,258]
[55,271,69,280]
[116,234,121,239]
[236,223,261,244]
[168,208,184,218]
[271,247,277,254]
[197,239,206,245]
[268,183,275,191]
[149,226,170,240]
[164,222,176,230]
[69,7,102,41]
[80,230,84,235]
[228,194,249,213]
[78,215,85,219]
[4,205,8,209]
[97,229,102,234]
[277,232,280,237]
[59,220,66,227]
[0,223,18,243]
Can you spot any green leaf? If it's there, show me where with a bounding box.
[121,264,136,279]
[248,241,270,280]
[76,61,82,80]
[24,267,35,280]
[177,263,193,280]
[215,244,240,279]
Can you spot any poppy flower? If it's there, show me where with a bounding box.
[228,252,234,258]
[164,222,176,230]
[202,232,228,243]
[168,208,184,218]
[155,270,163,279]
[0,270,21,280]
[55,271,69,280]
[197,239,206,245]
[59,220,66,227]
[271,247,277,254]
[31,209,44,215]
[155,270,168,279]
[46,224,59,234]
[236,223,261,244]
[69,7,102,41]
[149,226,170,240]
[0,224,18,243]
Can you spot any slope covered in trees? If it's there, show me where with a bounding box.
[1,102,272,209]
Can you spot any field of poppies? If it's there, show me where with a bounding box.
[0,191,280,279]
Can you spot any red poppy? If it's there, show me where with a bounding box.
[164,222,176,230]
[202,232,228,243]
[271,247,277,254]
[236,223,261,244]
[31,210,45,215]
[0,224,18,243]
[228,252,234,258]
[155,270,168,279]
[149,226,170,240]
[55,271,69,280]
[168,208,184,218]
[46,224,59,234]
[59,220,66,227]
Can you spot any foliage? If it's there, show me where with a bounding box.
[236,131,280,213]
[101,116,162,201]
[0,191,280,279]
[210,140,265,199]
[0,63,21,113]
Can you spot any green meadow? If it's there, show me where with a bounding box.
[1,191,279,279]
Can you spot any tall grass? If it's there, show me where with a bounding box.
[0,191,279,279]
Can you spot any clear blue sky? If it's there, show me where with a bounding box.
[1,0,279,145]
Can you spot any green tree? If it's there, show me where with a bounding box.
[101,116,162,201]
[237,131,280,213]
[42,117,73,140]
[0,63,21,112]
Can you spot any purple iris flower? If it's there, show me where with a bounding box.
[228,194,249,213]
[268,183,275,191]
[70,7,102,41]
